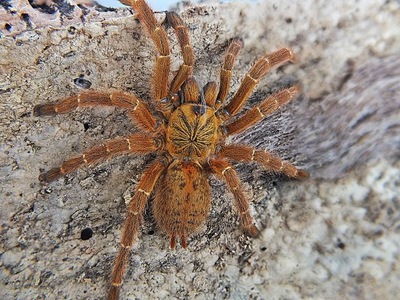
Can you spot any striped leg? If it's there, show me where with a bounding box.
[222,48,294,118]
[219,144,309,179]
[224,85,300,136]
[209,159,260,237]
[122,0,171,100]
[33,91,157,132]
[203,81,219,107]
[39,134,158,183]
[216,38,243,108]
[108,160,165,300]
[180,76,200,103]
[165,12,195,98]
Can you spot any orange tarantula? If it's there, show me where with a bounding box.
[34,0,308,298]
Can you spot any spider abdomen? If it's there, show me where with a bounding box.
[153,160,211,248]
[166,103,219,160]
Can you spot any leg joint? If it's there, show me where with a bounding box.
[251,149,256,161]
[221,166,232,175]
[126,138,132,150]
[120,242,131,249]
[256,106,265,118]
[138,188,150,196]
[241,208,250,215]
[112,281,122,287]
[246,73,258,83]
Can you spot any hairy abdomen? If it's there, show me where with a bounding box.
[153,160,210,248]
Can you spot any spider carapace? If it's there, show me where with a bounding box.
[166,94,219,159]
[33,0,308,299]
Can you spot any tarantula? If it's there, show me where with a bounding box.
[34,0,308,299]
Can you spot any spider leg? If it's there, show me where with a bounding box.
[165,12,195,99]
[204,38,243,108]
[122,0,171,100]
[109,160,165,300]
[39,134,158,183]
[181,76,200,103]
[224,85,300,136]
[216,38,243,108]
[219,144,309,179]
[209,159,260,237]
[203,82,219,106]
[222,48,294,118]
[33,91,157,132]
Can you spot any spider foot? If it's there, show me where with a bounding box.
[296,169,309,180]
[169,234,188,249]
[33,104,56,116]
[243,224,260,238]
[108,284,120,300]
[39,168,62,183]
[170,235,176,249]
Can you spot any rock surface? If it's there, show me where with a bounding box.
[1,0,399,299]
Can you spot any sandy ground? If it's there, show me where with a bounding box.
[1,0,400,299]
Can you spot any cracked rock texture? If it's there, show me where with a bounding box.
[1,0,400,299]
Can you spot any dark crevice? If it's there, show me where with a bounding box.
[28,0,57,14]
[81,228,93,240]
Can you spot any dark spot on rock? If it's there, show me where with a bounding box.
[68,26,76,35]
[28,0,57,14]
[1,0,12,11]
[20,13,32,28]
[63,51,75,58]
[336,239,346,250]
[4,22,11,31]
[74,77,92,89]
[56,0,76,16]
[95,3,117,13]
[132,32,140,41]
[81,228,93,240]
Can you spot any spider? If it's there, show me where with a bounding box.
[33,0,308,299]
